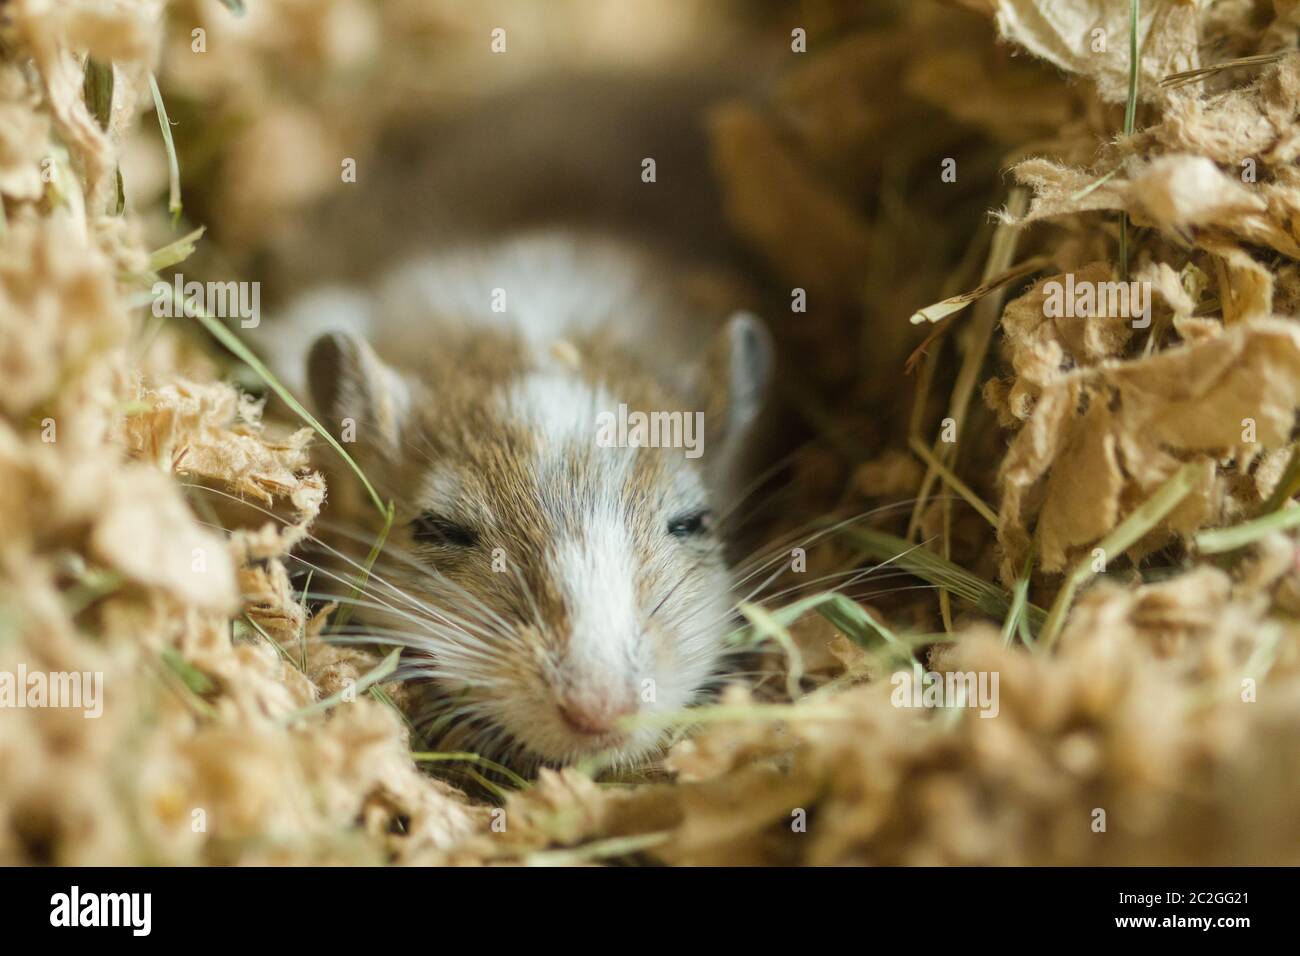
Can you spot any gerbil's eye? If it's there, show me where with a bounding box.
[411,512,478,548]
[667,509,713,538]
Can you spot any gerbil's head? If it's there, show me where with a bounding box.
[307,315,771,770]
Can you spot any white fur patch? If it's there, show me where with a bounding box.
[499,371,621,456]
[416,465,464,514]
[501,371,650,695]
[372,231,670,354]
[551,505,644,685]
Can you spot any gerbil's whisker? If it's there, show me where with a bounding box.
[184,484,508,658]
[312,515,517,639]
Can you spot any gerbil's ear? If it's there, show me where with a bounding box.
[306,331,411,459]
[702,311,773,460]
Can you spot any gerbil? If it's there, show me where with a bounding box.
[267,74,774,772]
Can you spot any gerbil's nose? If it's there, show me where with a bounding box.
[558,689,638,736]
